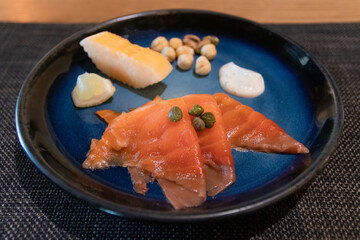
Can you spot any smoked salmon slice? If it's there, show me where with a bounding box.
[96,94,236,197]
[213,93,309,154]
[182,94,236,196]
[96,109,158,196]
[83,98,206,209]
[96,109,121,123]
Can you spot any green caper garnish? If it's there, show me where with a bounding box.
[192,117,206,131]
[169,106,183,122]
[188,104,204,116]
[201,112,216,128]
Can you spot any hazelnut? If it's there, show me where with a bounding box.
[161,46,176,62]
[183,38,198,50]
[203,35,220,46]
[176,45,194,57]
[169,37,183,49]
[195,39,211,54]
[195,56,211,75]
[177,54,194,70]
[183,34,201,43]
[151,36,168,52]
[200,44,217,60]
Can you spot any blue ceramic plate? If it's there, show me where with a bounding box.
[16,10,343,221]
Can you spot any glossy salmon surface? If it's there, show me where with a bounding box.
[84,98,206,209]
[213,93,309,154]
[182,94,236,196]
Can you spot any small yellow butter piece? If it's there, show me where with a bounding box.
[72,72,115,108]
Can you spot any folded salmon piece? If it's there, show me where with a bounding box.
[96,94,236,197]
[95,109,154,196]
[84,98,206,209]
[213,93,309,154]
[182,94,236,197]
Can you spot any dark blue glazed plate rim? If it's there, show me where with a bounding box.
[16,9,343,221]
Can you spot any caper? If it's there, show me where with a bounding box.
[192,117,206,131]
[188,104,204,116]
[201,112,216,128]
[169,106,183,122]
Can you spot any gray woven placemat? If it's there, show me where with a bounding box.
[0,22,359,239]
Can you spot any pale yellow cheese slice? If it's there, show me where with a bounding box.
[80,31,173,89]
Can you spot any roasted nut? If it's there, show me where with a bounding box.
[161,46,176,62]
[203,35,220,46]
[195,39,211,54]
[151,36,168,52]
[176,45,194,57]
[169,37,183,49]
[183,34,201,43]
[200,44,217,60]
[177,54,194,70]
[183,38,198,50]
[195,56,211,75]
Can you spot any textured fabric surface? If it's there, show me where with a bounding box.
[0,22,359,239]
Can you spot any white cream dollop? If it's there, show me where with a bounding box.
[219,62,265,98]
